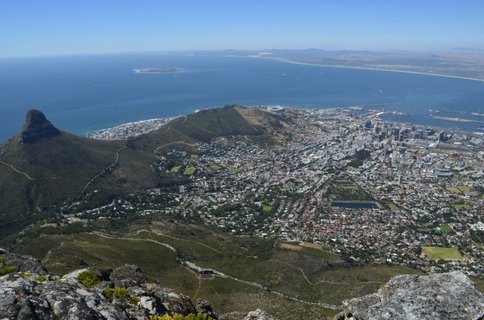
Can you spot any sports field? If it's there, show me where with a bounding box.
[423,246,463,260]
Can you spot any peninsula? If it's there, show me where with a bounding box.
[133,67,184,74]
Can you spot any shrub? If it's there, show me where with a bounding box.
[35,275,48,282]
[149,313,213,320]
[103,287,139,305]
[78,271,101,287]
[0,265,16,276]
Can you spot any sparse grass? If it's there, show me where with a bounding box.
[279,243,303,251]
[190,154,199,160]
[14,224,423,319]
[423,246,463,260]
[149,313,213,320]
[104,287,140,304]
[471,276,484,293]
[210,164,221,171]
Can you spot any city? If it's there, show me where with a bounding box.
[67,106,484,276]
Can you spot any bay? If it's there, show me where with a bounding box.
[1,53,483,142]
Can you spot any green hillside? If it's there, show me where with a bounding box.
[133,105,283,153]
[0,106,284,238]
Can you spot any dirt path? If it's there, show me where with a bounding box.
[276,260,384,286]
[0,160,34,180]
[88,231,342,311]
[150,229,223,254]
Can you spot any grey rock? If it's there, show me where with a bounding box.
[145,282,196,315]
[342,271,484,320]
[140,296,159,315]
[2,252,47,274]
[197,298,218,319]
[333,311,362,320]
[0,252,211,320]
[110,264,148,287]
[243,309,275,320]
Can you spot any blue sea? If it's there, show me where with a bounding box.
[1,53,484,142]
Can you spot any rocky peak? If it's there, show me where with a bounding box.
[335,271,483,320]
[21,109,60,144]
[0,250,276,320]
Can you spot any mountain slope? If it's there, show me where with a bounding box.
[0,110,156,236]
[133,105,285,153]
[0,106,285,237]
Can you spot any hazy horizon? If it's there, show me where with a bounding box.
[2,0,484,58]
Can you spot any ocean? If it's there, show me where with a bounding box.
[1,53,484,142]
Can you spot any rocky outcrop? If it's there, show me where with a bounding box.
[243,309,275,320]
[337,271,483,320]
[219,309,276,320]
[0,250,215,319]
[21,109,61,144]
[197,299,218,319]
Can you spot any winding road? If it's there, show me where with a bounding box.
[78,146,126,198]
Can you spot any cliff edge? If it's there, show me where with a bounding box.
[334,271,483,320]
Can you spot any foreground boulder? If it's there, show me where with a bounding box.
[0,250,279,320]
[336,271,483,320]
[219,309,275,320]
[0,250,213,319]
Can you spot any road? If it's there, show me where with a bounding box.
[78,146,126,198]
[89,230,342,311]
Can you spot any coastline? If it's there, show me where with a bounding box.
[247,55,484,84]
[87,117,174,140]
[87,105,483,142]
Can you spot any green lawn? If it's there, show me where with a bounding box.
[190,154,199,160]
[448,186,473,194]
[440,225,453,234]
[262,205,273,213]
[447,187,461,194]
[211,164,222,171]
[171,165,182,174]
[452,203,472,210]
[423,246,463,260]
[387,202,400,212]
[183,166,196,176]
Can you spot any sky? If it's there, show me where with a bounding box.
[1,0,484,57]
